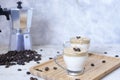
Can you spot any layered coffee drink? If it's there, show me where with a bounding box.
[54,36,90,76]
[63,47,88,76]
[70,36,90,51]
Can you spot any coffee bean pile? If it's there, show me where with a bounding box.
[0,50,42,67]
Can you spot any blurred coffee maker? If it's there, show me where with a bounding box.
[0,1,33,51]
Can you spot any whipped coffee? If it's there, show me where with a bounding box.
[70,36,90,51]
[63,47,87,57]
[70,36,90,44]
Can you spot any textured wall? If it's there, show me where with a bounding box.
[0,0,120,47]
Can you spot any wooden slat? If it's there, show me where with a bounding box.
[30,53,120,80]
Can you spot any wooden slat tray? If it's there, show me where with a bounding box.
[30,53,120,80]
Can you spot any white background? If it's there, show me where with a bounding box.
[0,0,120,46]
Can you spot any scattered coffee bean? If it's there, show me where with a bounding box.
[45,67,49,71]
[34,78,38,80]
[30,77,38,80]
[104,52,107,54]
[73,48,81,52]
[49,57,53,60]
[26,71,31,75]
[115,55,119,57]
[36,61,40,64]
[18,69,22,71]
[84,67,85,70]
[39,70,43,72]
[102,60,106,63]
[35,69,39,71]
[40,49,43,51]
[30,77,34,80]
[0,30,1,32]
[5,65,10,68]
[91,63,95,66]
[76,36,81,39]
[75,79,80,80]
[35,69,42,72]
[53,67,57,70]
[57,51,60,54]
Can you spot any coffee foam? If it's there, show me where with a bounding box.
[70,36,90,44]
[63,47,88,57]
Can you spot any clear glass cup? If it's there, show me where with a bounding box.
[54,47,88,76]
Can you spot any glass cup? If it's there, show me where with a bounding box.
[54,47,88,76]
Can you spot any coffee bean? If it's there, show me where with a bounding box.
[76,36,81,39]
[84,67,85,70]
[53,67,57,70]
[73,48,81,52]
[26,71,31,75]
[45,67,49,71]
[17,61,25,65]
[30,77,38,80]
[34,78,38,80]
[49,57,53,60]
[40,49,43,51]
[34,58,39,61]
[35,69,39,71]
[102,60,106,63]
[18,69,22,71]
[35,69,42,72]
[30,77,34,80]
[115,55,119,57]
[39,70,43,72]
[75,79,80,80]
[104,52,107,54]
[5,65,10,68]
[10,63,16,65]
[0,30,1,33]
[91,63,95,66]
[57,51,60,54]
[36,61,40,64]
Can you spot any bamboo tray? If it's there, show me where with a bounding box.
[30,53,120,80]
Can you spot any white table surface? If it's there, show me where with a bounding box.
[0,44,120,80]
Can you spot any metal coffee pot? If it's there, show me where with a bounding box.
[0,1,33,51]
